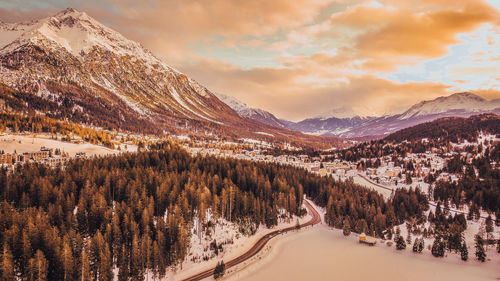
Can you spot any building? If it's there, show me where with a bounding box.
[0,153,16,165]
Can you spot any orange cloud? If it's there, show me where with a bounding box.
[180,56,453,120]
[329,0,497,71]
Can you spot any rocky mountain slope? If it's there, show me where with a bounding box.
[0,8,338,148]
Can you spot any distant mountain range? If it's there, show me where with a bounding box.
[0,8,338,148]
[221,92,500,139]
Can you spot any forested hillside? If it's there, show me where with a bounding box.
[335,114,500,162]
[0,112,115,148]
[433,144,500,216]
[385,114,500,144]
[0,142,426,280]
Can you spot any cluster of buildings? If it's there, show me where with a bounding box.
[183,140,360,179]
[0,147,75,167]
[362,153,447,186]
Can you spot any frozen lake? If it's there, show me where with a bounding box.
[230,227,500,281]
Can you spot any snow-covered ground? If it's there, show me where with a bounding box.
[230,225,500,281]
[164,203,313,281]
[0,133,130,157]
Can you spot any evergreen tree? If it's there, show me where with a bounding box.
[475,235,486,262]
[0,243,15,281]
[213,260,226,279]
[431,238,445,257]
[81,248,92,281]
[417,238,424,253]
[28,250,48,281]
[486,215,494,233]
[343,220,351,236]
[396,236,406,250]
[394,226,401,242]
[406,231,412,245]
[412,238,419,253]
[460,241,468,261]
[62,240,74,281]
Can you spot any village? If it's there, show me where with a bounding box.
[2,130,498,201]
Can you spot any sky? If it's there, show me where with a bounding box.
[1,0,500,121]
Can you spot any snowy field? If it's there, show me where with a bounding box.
[0,133,134,157]
[231,225,500,281]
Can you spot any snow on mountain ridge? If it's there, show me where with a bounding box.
[0,7,233,127]
[399,92,500,120]
[0,8,181,75]
[214,93,286,128]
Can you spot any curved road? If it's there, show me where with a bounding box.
[181,199,321,281]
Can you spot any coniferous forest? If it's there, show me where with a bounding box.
[0,142,428,280]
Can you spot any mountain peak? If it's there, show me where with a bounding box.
[51,7,92,23]
[399,92,498,120]
[56,7,82,16]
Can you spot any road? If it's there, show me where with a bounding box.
[181,199,321,281]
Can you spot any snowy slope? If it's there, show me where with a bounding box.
[214,93,286,128]
[0,8,227,124]
[399,92,500,120]
[0,8,177,73]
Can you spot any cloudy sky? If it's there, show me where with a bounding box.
[1,0,500,120]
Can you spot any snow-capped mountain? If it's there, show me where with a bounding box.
[0,8,233,128]
[214,93,286,128]
[285,92,500,138]
[0,8,337,147]
[398,92,500,120]
[284,116,374,137]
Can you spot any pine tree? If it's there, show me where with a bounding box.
[213,260,226,279]
[475,235,486,262]
[62,239,74,281]
[432,238,444,257]
[418,238,424,253]
[343,220,351,236]
[396,236,406,250]
[486,215,493,233]
[412,238,420,253]
[460,241,468,261]
[394,226,401,242]
[0,243,15,281]
[406,231,412,245]
[28,250,48,281]
[81,248,91,281]
[485,215,494,246]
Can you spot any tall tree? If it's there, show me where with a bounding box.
[0,243,15,281]
[343,220,351,236]
[28,250,48,281]
[475,235,486,262]
[460,241,468,261]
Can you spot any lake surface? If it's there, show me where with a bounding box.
[230,227,499,281]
